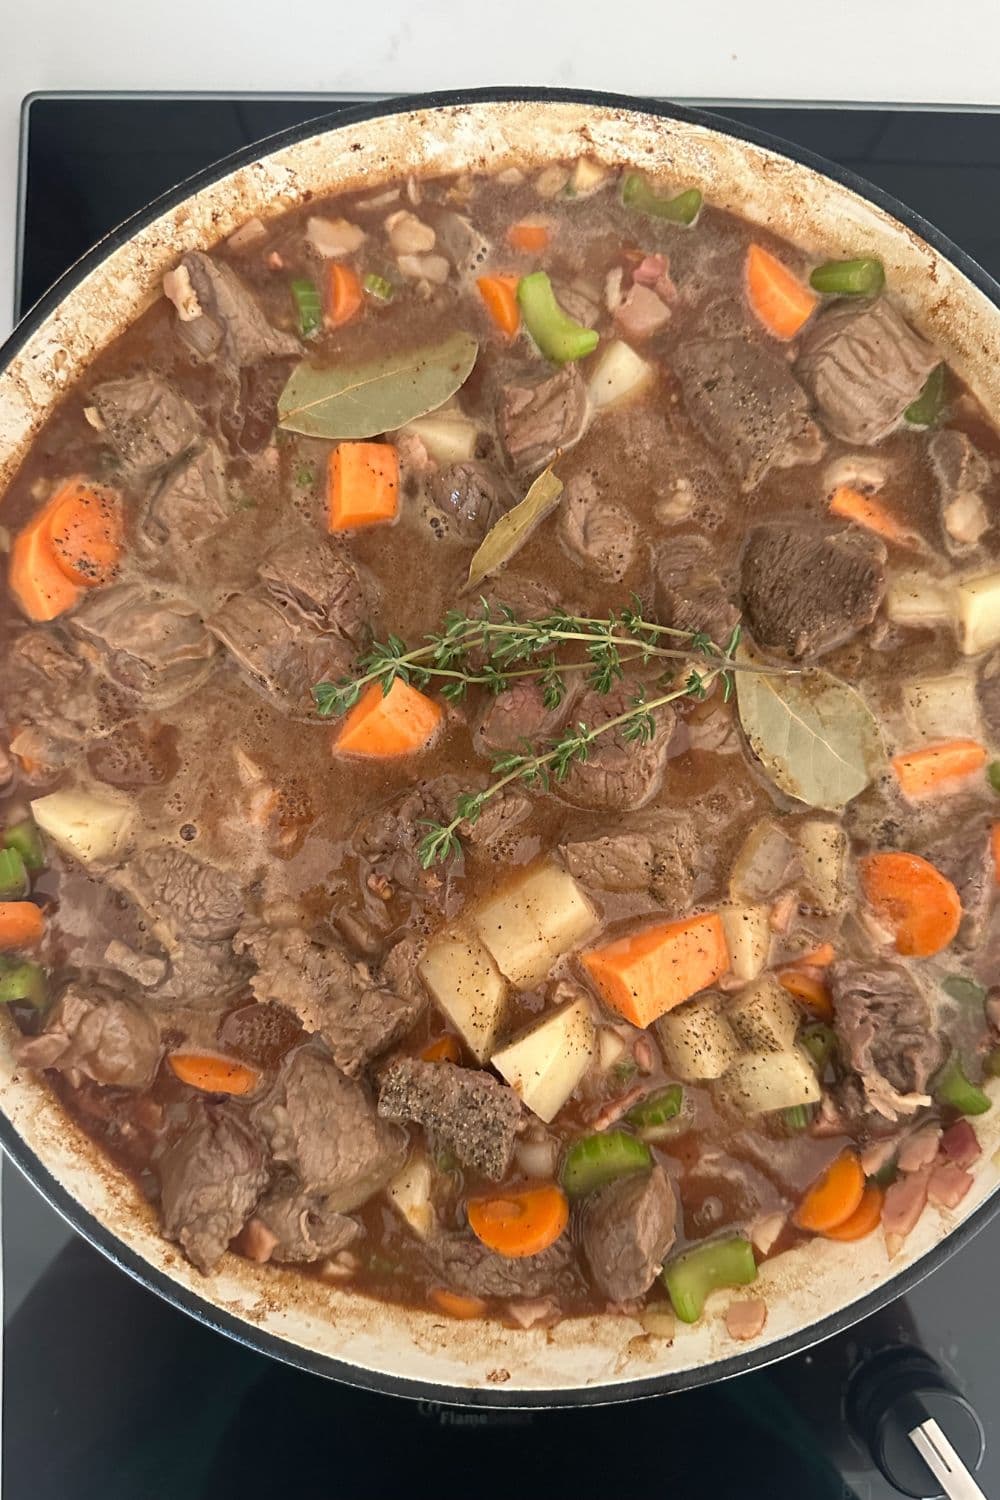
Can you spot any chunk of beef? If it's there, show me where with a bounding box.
[235,923,422,1076]
[207,587,354,718]
[796,298,939,445]
[498,364,590,473]
[430,461,513,541]
[15,976,160,1088]
[475,681,568,757]
[90,375,201,478]
[741,523,887,658]
[558,472,638,583]
[830,959,943,1121]
[430,1233,579,1301]
[655,533,740,645]
[673,338,823,492]
[582,1165,677,1302]
[460,785,532,850]
[377,1057,521,1180]
[176,251,300,366]
[557,680,673,812]
[561,831,656,892]
[6,630,124,755]
[251,1047,404,1210]
[930,429,993,552]
[144,940,251,1010]
[924,818,995,949]
[355,779,466,911]
[142,441,230,550]
[118,847,244,946]
[71,584,218,706]
[432,210,491,277]
[978,648,1000,740]
[258,534,370,642]
[158,1102,269,1272]
[246,1180,362,1264]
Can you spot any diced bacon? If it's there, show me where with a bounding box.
[928,1162,974,1210]
[614,283,670,341]
[939,1118,982,1169]
[882,1167,930,1256]
[750,1212,786,1256]
[725,1297,768,1341]
[591,1085,645,1132]
[506,1298,559,1329]
[898,1124,942,1174]
[240,1218,278,1264]
[632,253,677,303]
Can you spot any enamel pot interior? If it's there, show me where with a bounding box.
[1,88,999,1405]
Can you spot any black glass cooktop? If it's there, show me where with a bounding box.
[7,94,1000,1500]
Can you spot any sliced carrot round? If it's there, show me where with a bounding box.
[824,1183,884,1242]
[794,1151,865,1234]
[167,1050,262,1096]
[9,518,82,621]
[0,901,45,951]
[777,968,834,1022]
[859,851,962,958]
[428,1287,488,1320]
[746,244,818,340]
[467,1184,569,1259]
[477,274,521,336]
[420,1034,462,1065]
[47,480,124,587]
[507,223,550,254]
[891,741,987,800]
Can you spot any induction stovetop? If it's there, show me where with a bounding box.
[7,94,1000,1500]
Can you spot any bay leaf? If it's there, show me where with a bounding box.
[277,330,479,439]
[735,646,884,811]
[466,467,564,590]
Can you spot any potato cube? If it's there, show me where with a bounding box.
[418,932,507,1062]
[491,996,595,1123]
[472,863,597,988]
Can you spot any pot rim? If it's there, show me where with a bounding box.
[3,84,999,1408]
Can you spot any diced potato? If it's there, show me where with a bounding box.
[597,1027,627,1071]
[730,819,802,903]
[402,412,477,465]
[902,672,983,743]
[587,340,653,410]
[418,931,507,1063]
[720,1048,821,1115]
[656,995,740,1082]
[491,996,595,1122]
[471,863,597,988]
[795,819,848,914]
[718,903,771,982]
[886,571,953,627]
[955,570,1000,655]
[569,157,610,197]
[30,788,133,866]
[387,1151,435,1240]
[726,976,800,1052]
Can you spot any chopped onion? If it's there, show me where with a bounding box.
[507,1297,558,1329]
[82,405,105,432]
[355,188,401,212]
[944,491,990,546]
[597,1027,627,1070]
[515,1135,559,1179]
[639,1302,675,1340]
[497,167,525,187]
[162,265,202,322]
[386,210,436,255]
[225,216,267,251]
[535,164,571,199]
[306,216,365,258]
[397,253,449,285]
[749,1212,786,1255]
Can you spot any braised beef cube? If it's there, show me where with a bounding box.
[557,680,673,812]
[830,960,943,1123]
[673,338,823,491]
[207,587,354,719]
[251,1047,405,1210]
[475,681,569,757]
[558,472,638,583]
[377,1056,521,1180]
[582,1165,677,1302]
[15,976,160,1089]
[90,374,201,478]
[258,533,371,641]
[796,297,938,445]
[71,583,218,706]
[498,364,590,473]
[245,1181,362,1264]
[159,1102,269,1272]
[430,1233,580,1301]
[431,461,513,541]
[930,429,993,552]
[655,533,740,645]
[924,817,995,948]
[741,523,887,658]
[176,250,301,365]
[143,442,230,549]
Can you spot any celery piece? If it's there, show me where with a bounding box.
[517,272,599,364]
[809,257,885,296]
[663,1235,757,1324]
[621,173,702,226]
[560,1130,651,1197]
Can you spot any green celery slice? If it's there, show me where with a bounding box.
[560,1130,651,1197]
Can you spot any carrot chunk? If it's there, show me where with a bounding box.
[777,968,834,1022]
[9,513,82,621]
[47,478,123,586]
[428,1287,488,1320]
[507,223,550,254]
[859,851,962,957]
[327,263,363,328]
[334,678,443,758]
[328,442,399,531]
[794,1151,865,1234]
[0,902,45,950]
[824,1183,884,1242]
[167,1051,262,1096]
[746,244,818,340]
[477,274,521,336]
[891,740,987,799]
[582,913,729,1029]
[467,1184,569,1258]
[420,1035,462,1064]
[829,484,908,545]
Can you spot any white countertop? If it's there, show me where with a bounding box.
[3,0,1000,329]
